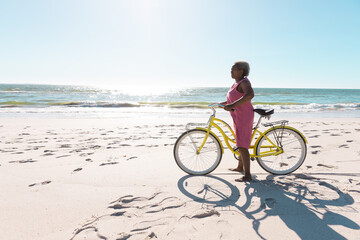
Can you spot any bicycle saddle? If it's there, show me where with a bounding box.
[254,109,274,116]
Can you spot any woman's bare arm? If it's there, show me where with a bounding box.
[224,81,254,111]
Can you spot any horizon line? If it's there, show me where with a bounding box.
[1,82,360,90]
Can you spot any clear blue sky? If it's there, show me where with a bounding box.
[1,0,360,89]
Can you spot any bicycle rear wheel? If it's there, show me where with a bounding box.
[256,127,307,175]
[174,129,222,175]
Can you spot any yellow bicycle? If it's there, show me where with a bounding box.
[174,103,307,175]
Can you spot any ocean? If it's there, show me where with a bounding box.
[0,84,359,118]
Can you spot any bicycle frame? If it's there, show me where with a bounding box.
[175,104,308,176]
[194,106,284,158]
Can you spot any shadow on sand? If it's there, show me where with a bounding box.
[177,174,359,240]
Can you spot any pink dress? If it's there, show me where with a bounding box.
[226,77,254,149]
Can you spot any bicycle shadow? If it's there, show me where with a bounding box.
[177,174,359,240]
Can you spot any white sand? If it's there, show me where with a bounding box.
[0,116,359,240]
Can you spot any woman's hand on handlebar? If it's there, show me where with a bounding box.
[224,104,235,112]
[220,101,227,107]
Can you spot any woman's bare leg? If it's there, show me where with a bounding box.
[229,150,244,172]
[235,147,252,181]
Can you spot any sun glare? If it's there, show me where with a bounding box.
[98,84,178,97]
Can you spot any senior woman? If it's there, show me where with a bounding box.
[221,60,254,182]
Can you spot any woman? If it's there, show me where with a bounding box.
[222,60,254,182]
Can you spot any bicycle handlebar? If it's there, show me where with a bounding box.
[208,103,234,115]
[208,103,225,108]
[208,103,233,115]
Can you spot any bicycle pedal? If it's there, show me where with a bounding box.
[251,157,255,161]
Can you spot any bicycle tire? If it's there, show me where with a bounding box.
[255,127,307,175]
[174,129,222,175]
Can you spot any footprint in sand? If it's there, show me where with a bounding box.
[70,148,87,153]
[304,130,318,132]
[311,150,320,154]
[317,163,335,168]
[56,155,71,158]
[339,144,349,148]
[346,140,354,143]
[330,133,341,136]
[28,180,51,187]
[11,152,24,154]
[59,144,72,148]
[99,162,119,166]
[43,150,56,156]
[70,191,188,240]
[79,152,94,157]
[42,153,55,156]
[310,145,322,149]
[308,135,320,138]
[90,145,101,150]
[348,178,358,184]
[9,159,37,164]
[191,210,220,219]
[148,145,159,148]
[72,168,83,173]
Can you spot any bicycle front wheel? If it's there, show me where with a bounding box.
[174,129,222,175]
[256,127,307,175]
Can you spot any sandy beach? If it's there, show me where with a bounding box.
[1,115,360,240]
[2,0,360,238]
